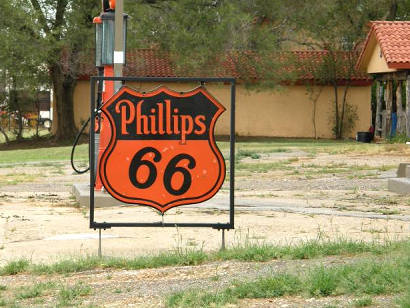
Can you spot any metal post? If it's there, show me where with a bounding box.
[114,0,124,92]
[221,229,225,251]
[98,228,102,257]
[230,81,235,227]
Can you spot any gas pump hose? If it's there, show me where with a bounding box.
[70,117,91,174]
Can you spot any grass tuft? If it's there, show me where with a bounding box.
[353,297,373,307]
[0,260,29,275]
[166,254,409,307]
[58,282,91,306]
[1,240,407,276]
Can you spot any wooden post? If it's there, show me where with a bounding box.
[375,81,383,137]
[384,80,392,138]
[407,74,410,137]
[396,81,404,134]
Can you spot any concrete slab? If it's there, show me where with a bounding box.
[72,183,127,208]
[396,163,410,177]
[388,177,410,194]
[73,183,409,221]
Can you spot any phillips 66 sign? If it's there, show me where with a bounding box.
[99,86,226,213]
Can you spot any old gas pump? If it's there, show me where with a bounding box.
[93,0,127,190]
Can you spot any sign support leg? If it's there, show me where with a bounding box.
[98,228,102,258]
[221,229,225,251]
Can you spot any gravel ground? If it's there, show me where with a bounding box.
[0,146,409,307]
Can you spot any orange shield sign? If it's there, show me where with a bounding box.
[99,86,226,213]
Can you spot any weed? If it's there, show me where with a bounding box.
[0,299,5,307]
[353,297,372,307]
[373,196,399,206]
[308,266,338,296]
[58,282,91,306]
[396,288,410,308]
[0,285,6,291]
[15,281,56,299]
[1,240,408,276]
[0,260,29,275]
[166,252,409,307]
[237,160,294,173]
[236,149,261,161]
[376,209,401,215]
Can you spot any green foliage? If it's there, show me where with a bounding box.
[2,239,407,276]
[233,274,302,298]
[126,0,292,88]
[167,274,302,308]
[353,297,373,307]
[167,252,409,307]
[58,282,92,306]
[396,288,410,308]
[388,133,410,144]
[0,144,88,164]
[15,282,55,299]
[0,260,29,275]
[308,265,339,296]
[236,149,261,161]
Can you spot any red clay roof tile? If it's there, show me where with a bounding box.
[357,21,410,70]
[78,49,369,83]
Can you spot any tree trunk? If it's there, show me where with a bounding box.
[51,64,77,141]
[333,83,341,139]
[10,78,23,140]
[310,87,322,140]
[387,0,398,20]
[0,126,9,144]
[340,82,351,138]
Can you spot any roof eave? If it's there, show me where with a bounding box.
[387,62,410,69]
[356,24,377,72]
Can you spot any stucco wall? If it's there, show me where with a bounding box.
[66,80,371,139]
[367,43,396,74]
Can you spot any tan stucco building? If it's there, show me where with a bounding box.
[61,49,372,138]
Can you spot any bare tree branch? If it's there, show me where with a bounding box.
[54,0,69,29]
[278,38,322,50]
[29,0,50,34]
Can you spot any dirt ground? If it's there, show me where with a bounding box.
[0,143,409,307]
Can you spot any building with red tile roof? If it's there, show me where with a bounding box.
[79,49,369,84]
[357,21,410,72]
[69,49,372,138]
[356,21,410,138]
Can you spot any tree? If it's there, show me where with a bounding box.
[1,0,292,141]
[0,0,99,141]
[288,0,410,138]
[0,1,47,141]
[125,0,292,88]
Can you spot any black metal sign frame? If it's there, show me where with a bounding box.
[89,76,235,230]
